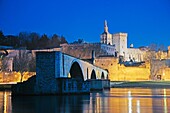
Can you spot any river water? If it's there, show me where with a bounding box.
[0,88,170,113]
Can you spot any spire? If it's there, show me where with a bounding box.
[104,20,108,33]
[104,20,107,27]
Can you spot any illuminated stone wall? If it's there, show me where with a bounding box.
[126,48,145,62]
[95,57,150,81]
[95,56,170,81]
[155,46,170,59]
[0,72,35,83]
[61,43,115,59]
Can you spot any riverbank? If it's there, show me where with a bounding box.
[0,84,11,90]
[111,81,170,88]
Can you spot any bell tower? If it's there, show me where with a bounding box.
[100,20,112,45]
[104,20,108,33]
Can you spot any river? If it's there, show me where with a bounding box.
[0,88,170,113]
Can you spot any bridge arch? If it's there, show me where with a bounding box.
[69,61,84,80]
[101,72,105,79]
[91,69,96,79]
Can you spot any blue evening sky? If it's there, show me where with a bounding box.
[0,0,170,48]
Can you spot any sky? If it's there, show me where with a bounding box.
[0,0,170,48]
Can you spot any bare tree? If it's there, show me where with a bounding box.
[143,49,156,62]
[150,59,166,80]
[0,58,9,71]
[0,57,10,82]
[13,50,32,82]
[144,44,167,80]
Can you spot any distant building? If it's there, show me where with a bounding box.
[155,46,170,60]
[100,20,113,45]
[100,20,145,62]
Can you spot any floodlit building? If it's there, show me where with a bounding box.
[100,20,145,62]
[100,20,113,45]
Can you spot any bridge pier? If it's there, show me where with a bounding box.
[88,79,110,91]
[12,77,110,95]
[12,77,90,95]
[57,78,90,94]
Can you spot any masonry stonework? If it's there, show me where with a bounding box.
[95,57,150,81]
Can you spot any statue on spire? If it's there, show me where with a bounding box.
[104,20,107,27]
[100,20,112,45]
[104,20,108,33]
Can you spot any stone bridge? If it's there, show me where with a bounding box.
[36,51,108,81]
[12,51,110,95]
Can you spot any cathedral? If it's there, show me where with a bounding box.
[100,20,144,62]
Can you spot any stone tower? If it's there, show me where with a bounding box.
[112,33,127,57]
[100,20,112,45]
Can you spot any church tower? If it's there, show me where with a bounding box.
[100,20,112,45]
[112,32,127,57]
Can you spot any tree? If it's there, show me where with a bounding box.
[0,57,10,82]
[18,32,30,47]
[0,31,6,45]
[13,50,32,82]
[49,34,60,48]
[27,32,40,49]
[60,36,68,44]
[29,56,36,72]
[0,57,9,72]
[0,31,4,38]
[150,59,166,80]
[38,34,49,48]
[5,35,20,47]
[144,44,167,80]
[72,39,84,44]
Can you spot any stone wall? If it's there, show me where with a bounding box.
[88,79,110,90]
[58,78,90,94]
[36,52,59,94]
[152,59,170,80]
[61,43,114,59]
[95,57,150,81]
[12,77,91,95]
[95,56,170,81]
[0,72,35,83]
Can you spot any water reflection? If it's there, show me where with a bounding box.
[0,91,11,113]
[1,88,170,113]
[12,95,90,113]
